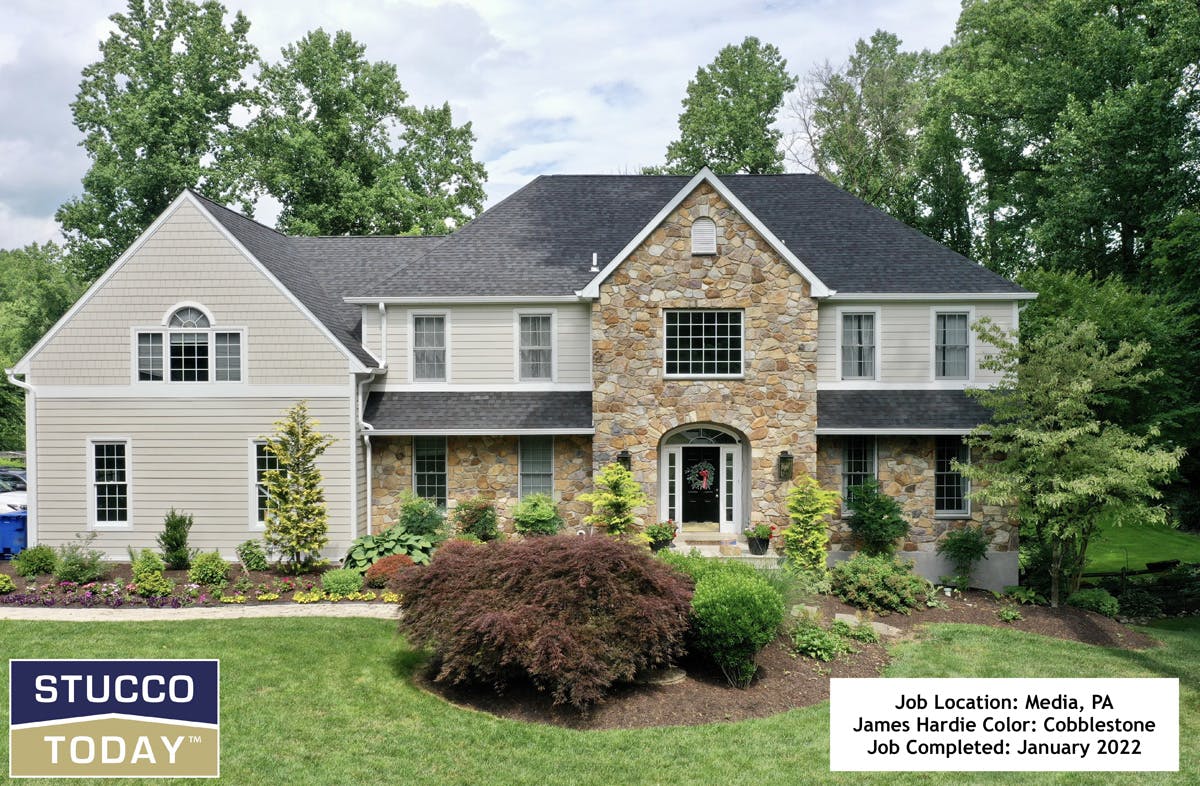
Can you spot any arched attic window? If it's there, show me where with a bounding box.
[136,304,243,383]
[691,217,717,255]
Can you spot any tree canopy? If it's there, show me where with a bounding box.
[656,36,797,175]
[56,0,257,281]
[241,29,486,236]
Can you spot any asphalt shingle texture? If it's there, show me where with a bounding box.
[363,391,594,432]
[817,390,992,431]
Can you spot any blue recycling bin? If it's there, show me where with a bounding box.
[0,511,27,559]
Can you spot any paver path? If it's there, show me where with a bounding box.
[0,604,399,622]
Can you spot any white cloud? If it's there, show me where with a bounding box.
[0,0,960,248]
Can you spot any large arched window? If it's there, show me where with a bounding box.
[136,304,243,383]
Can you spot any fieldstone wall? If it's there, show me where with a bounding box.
[370,435,593,532]
[816,435,1017,553]
[592,181,819,527]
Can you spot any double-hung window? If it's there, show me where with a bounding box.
[91,440,129,526]
[935,436,970,516]
[413,436,447,508]
[519,436,554,497]
[136,306,242,383]
[840,312,876,379]
[842,436,876,503]
[664,310,743,377]
[412,314,447,381]
[934,312,971,379]
[518,313,553,380]
[252,442,279,528]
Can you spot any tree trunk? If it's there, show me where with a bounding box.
[1049,538,1063,608]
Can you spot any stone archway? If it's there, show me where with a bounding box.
[658,424,747,534]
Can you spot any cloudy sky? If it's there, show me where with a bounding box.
[0,0,961,249]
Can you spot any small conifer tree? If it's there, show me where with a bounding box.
[782,475,840,574]
[262,401,335,573]
[579,462,649,536]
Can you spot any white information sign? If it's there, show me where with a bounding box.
[830,678,1178,772]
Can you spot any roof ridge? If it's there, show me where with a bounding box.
[184,188,289,239]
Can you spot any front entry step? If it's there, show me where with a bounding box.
[669,533,783,566]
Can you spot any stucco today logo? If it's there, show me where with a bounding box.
[8,659,219,778]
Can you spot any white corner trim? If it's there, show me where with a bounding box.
[575,167,834,299]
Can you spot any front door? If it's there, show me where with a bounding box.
[681,447,720,526]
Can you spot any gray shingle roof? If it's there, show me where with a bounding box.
[363,391,594,432]
[189,190,444,368]
[817,390,991,432]
[364,174,1028,298]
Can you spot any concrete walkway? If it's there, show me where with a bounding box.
[0,603,400,622]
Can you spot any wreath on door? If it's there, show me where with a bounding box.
[685,460,716,491]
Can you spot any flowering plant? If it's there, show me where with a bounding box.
[744,522,778,540]
[644,520,677,543]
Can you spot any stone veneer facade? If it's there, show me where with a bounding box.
[590,182,819,527]
[816,436,1018,553]
[370,435,592,533]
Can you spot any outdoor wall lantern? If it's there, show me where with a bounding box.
[616,450,632,471]
[777,450,794,481]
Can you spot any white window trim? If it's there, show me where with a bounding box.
[518,435,555,499]
[130,325,247,384]
[159,301,214,327]
[513,309,558,383]
[929,306,975,382]
[836,306,882,382]
[840,435,877,513]
[934,437,972,518]
[408,310,451,383]
[662,309,747,380]
[248,439,273,531]
[412,435,448,505]
[87,436,132,529]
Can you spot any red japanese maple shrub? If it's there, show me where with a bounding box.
[364,553,415,588]
[395,535,693,708]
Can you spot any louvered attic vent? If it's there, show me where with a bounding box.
[691,217,717,255]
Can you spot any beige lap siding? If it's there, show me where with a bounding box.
[28,200,353,386]
[34,397,355,559]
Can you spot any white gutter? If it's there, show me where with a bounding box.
[357,307,389,536]
[5,368,35,546]
[825,292,1038,301]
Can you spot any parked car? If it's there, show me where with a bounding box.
[0,477,26,511]
[0,470,26,490]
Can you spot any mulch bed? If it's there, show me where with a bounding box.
[416,590,1158,730]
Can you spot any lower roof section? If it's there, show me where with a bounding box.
[362,390,594,435]
[815,389,991,434]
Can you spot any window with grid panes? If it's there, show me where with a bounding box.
[137,307,241,383]
[519,315,552,380]
[842,436,875,501]
[413,315,446,381]
[413,436,447,507]
[519,436,553,497]
[664,310,743,376]
[841,313,876,379]
[935,312,970,379]
[254,442,279,525]
[935,436,970,515]
[92,441,128,524]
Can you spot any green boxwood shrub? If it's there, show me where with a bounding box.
[320,568,364,595]
[690,570,785,687]
[0,574,15,594]
[12,544,56,578]
[397,535,692,709]
[512,493,563,536]
[1066,588,1120,618]
[132,550,175,598]
[449,496,499,542]
[397,492,445,538]
[830,554,930,614]
[845,480,908,556]
[188,551,230,586]
[236,539,269,572]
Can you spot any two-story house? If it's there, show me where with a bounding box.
[8,169,1033,588]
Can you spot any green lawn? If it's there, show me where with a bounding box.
[0,617,1194,785]
[1085,516,1200,573]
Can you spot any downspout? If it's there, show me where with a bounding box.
[359,302,390,535]
[5,368,35,546]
